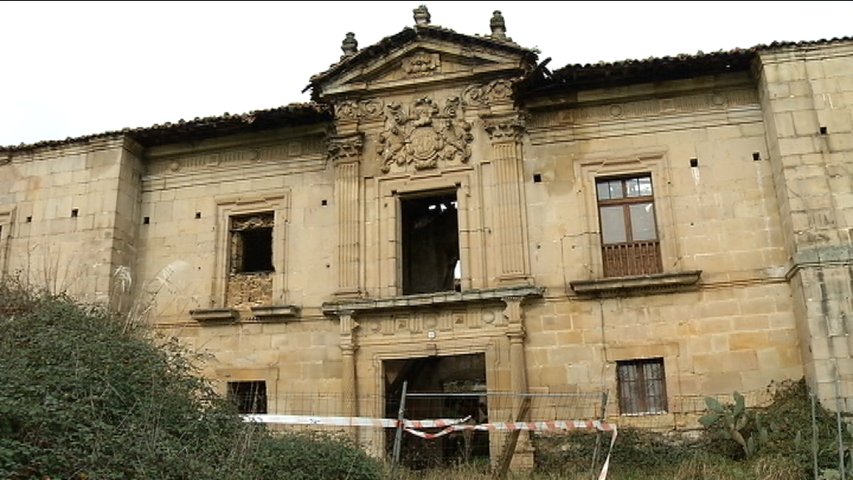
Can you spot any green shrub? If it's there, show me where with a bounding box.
[0,282,381,480]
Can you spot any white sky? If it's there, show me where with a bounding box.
[1,1,851,147]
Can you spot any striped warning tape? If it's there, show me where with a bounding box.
[403,420,615,439]
[244,414,617,480]
[243,414,471,429]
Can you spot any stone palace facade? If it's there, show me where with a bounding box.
[1,5,852,459]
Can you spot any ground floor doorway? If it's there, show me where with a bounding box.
[384,353,489,469]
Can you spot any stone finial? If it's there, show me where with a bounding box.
[413,5,431,26]
[490,10,506,39]
[341,32,358,56]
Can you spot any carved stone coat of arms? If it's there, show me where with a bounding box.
[377,97,473,173]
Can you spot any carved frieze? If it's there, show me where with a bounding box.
[334,99,384,122]
[462,79,515,107]
[402,52,441,77]
[328,134,364,163]
[377,96,473,173]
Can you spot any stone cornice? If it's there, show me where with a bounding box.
[322,286,544,316]
[570,271,702,298]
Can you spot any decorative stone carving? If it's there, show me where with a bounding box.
[377,97,473,173]
[484,116,526,142]
[402,52,440,77]
[328,134,364,163]
[462,79,514,106]
[341,32,358,56]
[413,5,430,25]
[490,10,507,40]
[334,99,383,122]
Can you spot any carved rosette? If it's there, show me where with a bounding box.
[334,99,384,123]
[328,134,364,163]
[462,79,515,107]
[377,96,473,173]
[484,116,526,143]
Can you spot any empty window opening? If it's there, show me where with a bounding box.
[321,199,328,206]
[820,126,828,135]
[230,213,274,274]
[143,216,150,225]
[71,208,78,218]
[752,152,761,161]
[401,191,460,295]
[533,173,542,183]
[195,211,202,219]
[689,158,698,168]
[227,380,268,414]
[617,358,667,415]
[25,216,32,223]
[596,175,662,277]
[384,354,488,469]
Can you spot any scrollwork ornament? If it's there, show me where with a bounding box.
[377,96,473,173]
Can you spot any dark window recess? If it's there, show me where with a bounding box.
[25,216,32,223]
[230,212,274,274]
[689,158,698,168]
[71,208,78,218]
[227,381,268,414]
[596,175,662,277]
[617,358,667,415]
[195,212,202,219]
[401,191,460,295]
[820,126,828,135]
[143,216,150,225]
[752,152,761,161]
[533,173,542,183]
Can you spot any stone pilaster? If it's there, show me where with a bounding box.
[757,46,853,412]
[485,116,531,285]
[503,295,534,470]
[329,134,363,297]
[338,309,359,441]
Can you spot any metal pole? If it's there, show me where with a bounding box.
[590,391,608,479]
[392,381,408,465]
[837,402,846,480]
[811,390,819,480]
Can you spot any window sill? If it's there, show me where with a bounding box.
[251,304,301,321]
[189,308,238,323]
[322,285,543,315]
[569,270,701,298]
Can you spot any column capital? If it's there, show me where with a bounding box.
[483,115,526,143]
[328,133,364,163]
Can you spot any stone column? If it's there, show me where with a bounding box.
[329,135,363,298]
[503,295,534,470]
[338,309,359,441]
[485,116,531,285]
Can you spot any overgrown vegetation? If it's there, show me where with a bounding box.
[535,379,852,480]
[0,281,381,479]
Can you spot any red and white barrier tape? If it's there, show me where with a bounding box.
[244,414,617,480]
[244,414,471,429]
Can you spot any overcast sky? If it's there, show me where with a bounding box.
[1,1,851,147]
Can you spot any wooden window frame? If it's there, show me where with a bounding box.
[596,174,662,277]
[616,358,668,415]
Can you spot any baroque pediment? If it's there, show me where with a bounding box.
[311,27,537,99]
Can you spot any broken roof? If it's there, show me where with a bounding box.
[0,103,331,154]
[520,36,853,96]
[2,35,850,155]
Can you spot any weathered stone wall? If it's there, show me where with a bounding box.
[758,42,853,411]
[521,72,803,418]
[0,137,140,307]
